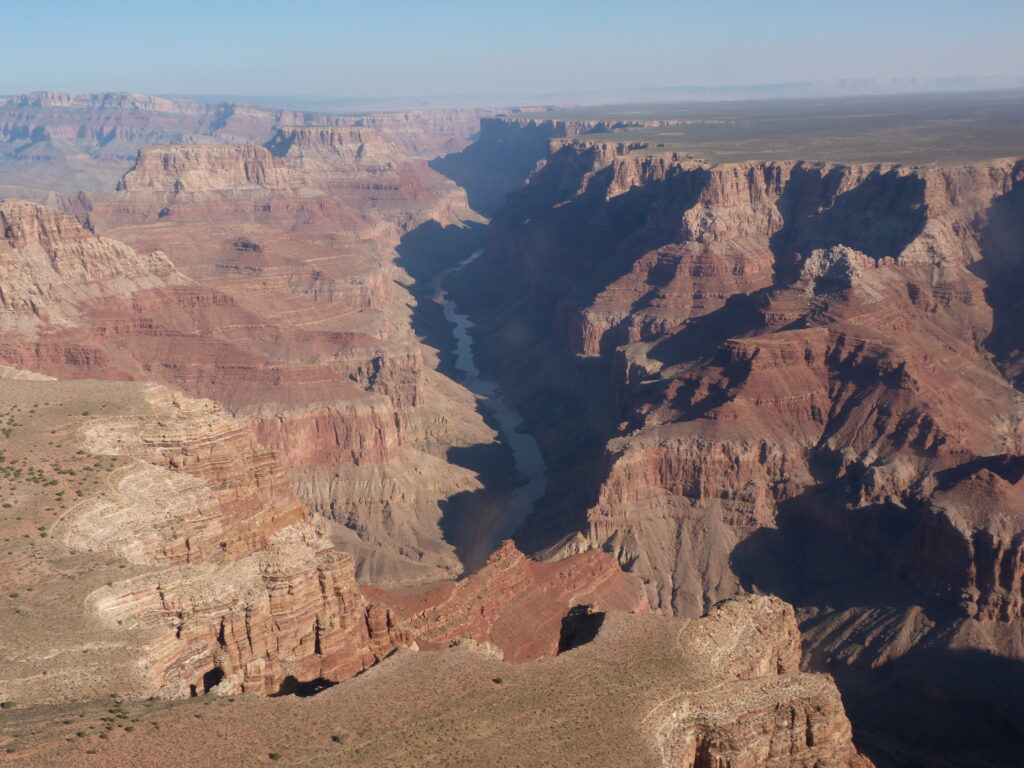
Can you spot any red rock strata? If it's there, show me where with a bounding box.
[448,123,1024,762]
[366,539,649,661]
[0,122,492,584]
[0,595,872,768]
[57,385,411,698]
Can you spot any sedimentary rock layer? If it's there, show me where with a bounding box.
[450,124,1024,764]
[366,539,649,661]
[0,595,872,768]
[0,91,494,200]
[0,377,410,704]
[0,122,492,583]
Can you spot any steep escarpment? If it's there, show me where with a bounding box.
[366,539,649,662]
[0,136,489,585]
[0,373,655,711]
[431,115,672,215]
[335,107,502,158]
[452,138,1024,765]
[66,385,416,698]
[94,137,487,583]
[1,595,871,768]
[0,199,187,332]
[0,377,412,704]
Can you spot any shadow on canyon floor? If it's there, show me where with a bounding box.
[731,490,924,611]
[438,441,526,573]
[846,645,1024,768]
[972,166,1024,386]
[768,165,928,281]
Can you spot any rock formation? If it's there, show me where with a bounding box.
[431,115,667,214]
[0,595,872,768]
[0,375,411,704]
[366,539,649,661]
[0,125,493,585]
[0,91,495,201]
[0,370,653,710]
[449,124,1024,764]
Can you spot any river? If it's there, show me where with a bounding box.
[437,249,547,560]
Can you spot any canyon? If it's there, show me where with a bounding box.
[441,106,1024,766]
[2,89,1023,767]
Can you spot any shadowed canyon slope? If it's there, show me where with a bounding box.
[443,113,1024,766]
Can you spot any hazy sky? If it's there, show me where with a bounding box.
[5,0,1023,98]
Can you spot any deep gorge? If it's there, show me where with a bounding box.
[1,92,1023,768]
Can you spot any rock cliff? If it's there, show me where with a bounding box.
[451,134,1024,765]
[0,91,494,200]
[0,376,410,704]
[0,125,492,584]
[366,539,649,661]
[0,594,871,768]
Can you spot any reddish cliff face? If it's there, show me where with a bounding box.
[366,539,649,662]
[451,129,1024,764]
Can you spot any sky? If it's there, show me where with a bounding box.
[4,0,1024,100]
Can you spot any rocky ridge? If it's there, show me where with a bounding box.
[430,115,677,214]
[0,91,494,201]
[366,539,649,662]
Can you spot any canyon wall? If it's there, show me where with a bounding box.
[0,121,493,585]
[366,539,649,662]
[1,593,872,768]
[0,374,653,706]
[0,376,411,703]
[450,123,1024,765]
[431,115,669,215]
